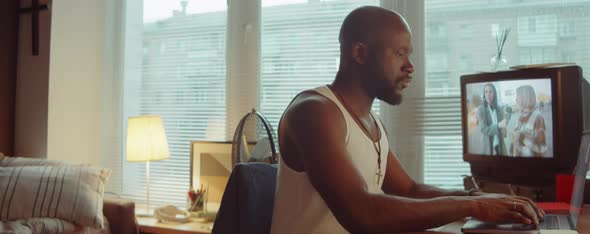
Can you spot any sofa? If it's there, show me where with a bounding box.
[102,197,139,234]
[0,154,138,234]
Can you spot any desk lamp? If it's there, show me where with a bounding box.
[126,115,169,216]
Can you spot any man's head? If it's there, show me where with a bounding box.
[338,6,414,105]
[483,83,498,109]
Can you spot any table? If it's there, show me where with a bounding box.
[137,216,213,234]
[137,205,589,234]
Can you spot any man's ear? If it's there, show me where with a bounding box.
[351,42,368,65]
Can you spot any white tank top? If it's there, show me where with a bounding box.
[270,85,389,234]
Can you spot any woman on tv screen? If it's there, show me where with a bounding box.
[466,79,553,158]
[477,83,508,156]
[510,85,548,157]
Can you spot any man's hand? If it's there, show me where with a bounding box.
[514,195,545,220]
[471,194,544,225]
[470,191,545,218]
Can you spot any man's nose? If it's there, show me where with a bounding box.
[404,59,415,74]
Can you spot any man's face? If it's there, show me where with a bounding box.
[485,86,495,105]
[365,29,414,105]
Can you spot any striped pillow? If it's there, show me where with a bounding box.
[0,166,111,229]
[0,217,78,233]
[0,156,80,167]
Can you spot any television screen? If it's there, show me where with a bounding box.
[464,78,553,158]
[461,66,587,186]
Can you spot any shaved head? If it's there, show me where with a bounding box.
[336,6,415,105]
[339,6,410,59]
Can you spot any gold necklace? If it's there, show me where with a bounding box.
[328,85,383,184]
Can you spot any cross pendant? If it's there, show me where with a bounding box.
[375,169,383,184]
[18,0,48,56]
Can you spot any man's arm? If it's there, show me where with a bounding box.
[381,149,544,220]
[284,95,539,233]
[381,150,471,198]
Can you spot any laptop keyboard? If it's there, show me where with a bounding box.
[539,215,560,230]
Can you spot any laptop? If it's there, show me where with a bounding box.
[462,131,590,234]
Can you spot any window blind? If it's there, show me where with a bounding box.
[121,2,227,207]
[115,1,590,208]
[424,0,590,188]
[260,0,380,130]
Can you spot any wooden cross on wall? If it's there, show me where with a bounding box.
[19,0,48,56]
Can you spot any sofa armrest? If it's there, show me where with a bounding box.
[103,197,138,234]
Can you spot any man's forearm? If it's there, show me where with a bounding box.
[355,193,475,233]
[410,183,472,199]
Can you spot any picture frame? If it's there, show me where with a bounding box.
[189,141,233,208]
[189,140,259,210]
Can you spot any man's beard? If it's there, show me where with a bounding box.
[379,92,402,105]
[366,63,404,105]
[376,82,403,105]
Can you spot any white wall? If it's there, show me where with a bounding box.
[14,0,50,158]
[47,0,105,165]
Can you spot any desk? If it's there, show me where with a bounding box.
[137,217,213,234]
[411,205,590,234]
[137,206,589,234]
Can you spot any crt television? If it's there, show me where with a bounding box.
[460,65,590,186]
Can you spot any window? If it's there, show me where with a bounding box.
[424,0,590,188]
[490,24,500,38]
[121,1,227,206]
[459,24,473,39]
[459,55,473,72]
[114,1,590,207]
[561,51,575,63]
[528,17,537,33]
[518,15,558,47]
[559,21,576,38]
[428,23,447,40]
[259,0,380,130]
[119,0,383,208]
[519,47,559,64]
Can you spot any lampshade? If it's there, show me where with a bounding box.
[126,115,169,162]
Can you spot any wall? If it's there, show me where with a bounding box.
[46,0,105,165]
[0,0,18,156]
[14,0,50,158]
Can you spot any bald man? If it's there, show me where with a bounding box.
[270,6,544,233]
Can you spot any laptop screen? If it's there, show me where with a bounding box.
[569,130,590,225]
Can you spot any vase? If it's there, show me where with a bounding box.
[490,54,508,72]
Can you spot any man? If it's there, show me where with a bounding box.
[270,6,544,233]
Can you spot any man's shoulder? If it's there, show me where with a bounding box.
[283,90,342,125]
[288,90,336,113]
